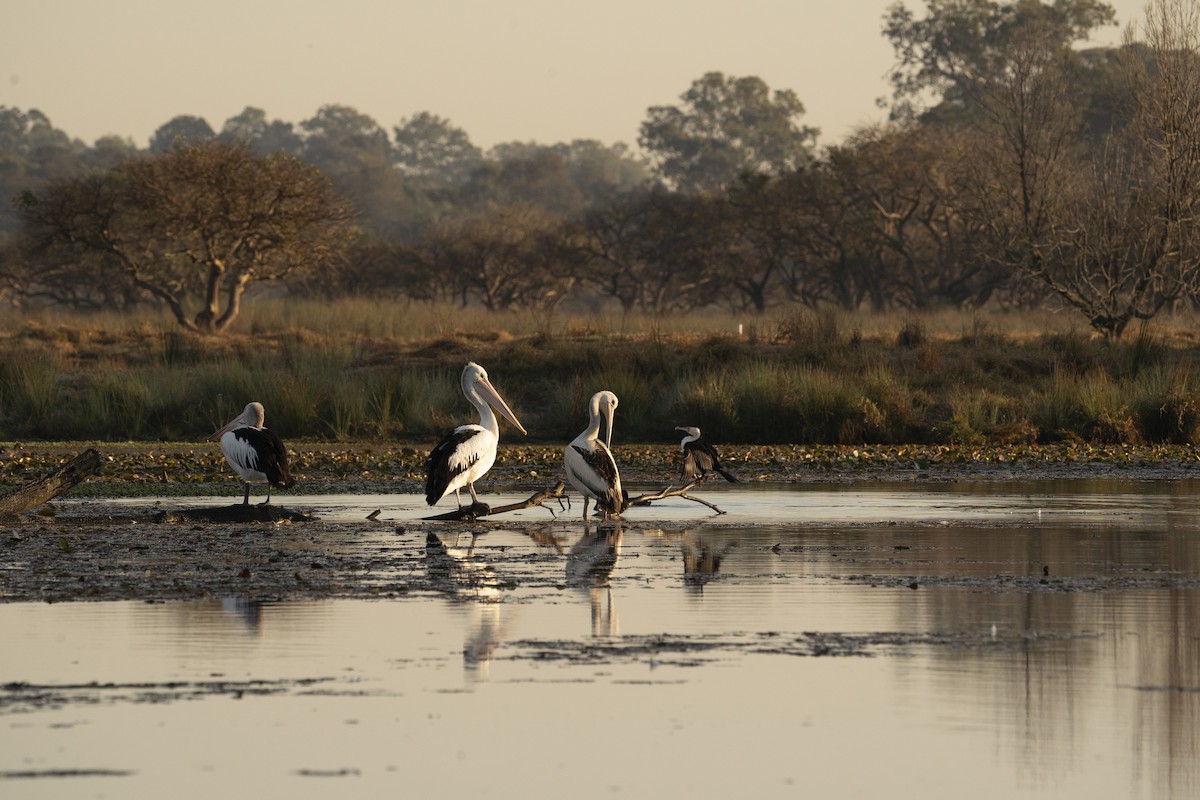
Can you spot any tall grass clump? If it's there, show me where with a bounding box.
[79,368,152,439]
[1027,369,1137,443]
[723,362,863,443]
[673,369,740,436]
[939,386,1029,444]
[0,350,67,438]
[1129,365,1200,443]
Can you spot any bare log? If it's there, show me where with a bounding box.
[423,478,725,521]
[624,480,726,515]
[0,448,103,517]
[424,482,568,521]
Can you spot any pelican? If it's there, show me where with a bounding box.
[425,362,527,508]
[676,426,738,482]
[564,391,623,519]
[208,402,295,504]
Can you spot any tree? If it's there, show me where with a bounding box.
[639,72,818,193]
[576,190,723,313]
[149,115,215,152]
[219,107,303,156]
[971,0,1200,338]
[458,147,584,215]
[0,107,85,235]
[415,206,575,311]
[393,112,483,187]
[17,141,355,332]
[883,0,1117,121]
[300,104,433,241]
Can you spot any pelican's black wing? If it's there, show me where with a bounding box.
[234,427,295,489]
[425,427,483,505]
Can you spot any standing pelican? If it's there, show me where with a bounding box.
[564,391,623,519]
[425,362,527,509]
[208,402,295,505]
[676,426,738,482]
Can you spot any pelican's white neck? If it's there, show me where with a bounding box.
[467,385,500,435]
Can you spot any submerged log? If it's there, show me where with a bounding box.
[154,504,316,524]
[422,478,725,521]
[0,448,103,517]
[423,482,568,521]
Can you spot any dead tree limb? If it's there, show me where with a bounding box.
[424,482,568,521]
[0,448,103,517]
[624,480,726,515]
[423,478,725,521]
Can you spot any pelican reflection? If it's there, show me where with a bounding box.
[566,522,623,637]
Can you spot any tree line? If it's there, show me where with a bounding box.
[3,0,1199,339]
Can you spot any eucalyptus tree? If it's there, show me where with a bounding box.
[17,140,355,332]
[882,0,1117,121]
[639,72,818,193]
[0,107,84,234]
[393,111,483,188]
[415,205,574,310]
[300,104,433,241]
[219,106,304,156]
[149,115,215,153]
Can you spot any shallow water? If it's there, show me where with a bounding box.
[4,480,1200,799]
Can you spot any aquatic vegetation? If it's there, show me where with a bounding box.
[3,302,1200,445]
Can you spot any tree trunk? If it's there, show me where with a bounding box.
[0,448,103,517]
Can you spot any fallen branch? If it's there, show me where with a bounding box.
[423,478,725,521]
[424,482,568,521]
[0,448,103,517]
[624,480,725,515]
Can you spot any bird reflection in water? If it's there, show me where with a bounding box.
[424,531,507,680]
[680,530,736,595]
[566,522,623,637]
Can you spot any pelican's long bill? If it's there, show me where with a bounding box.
[478,376,527,435]
[207,403,263,442]
[603,399,616,449]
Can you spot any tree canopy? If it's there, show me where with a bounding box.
[17,141,355,332]
[639,72,818,193]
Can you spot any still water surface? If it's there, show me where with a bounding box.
[3,480,1199,799]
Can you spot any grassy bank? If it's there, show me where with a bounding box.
[3,300,1200,446]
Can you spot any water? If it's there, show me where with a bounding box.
[3,480,1200,799]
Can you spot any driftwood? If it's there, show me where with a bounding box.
[424,482,569,521]
[624,480,726,515]
[154,504,316,524]
[422,478,724,522]
[0,448,103,517]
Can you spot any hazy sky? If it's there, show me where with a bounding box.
[4,0,1149,152]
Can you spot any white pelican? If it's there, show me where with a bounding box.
[564,391,623,519]
[676,426,738,482]
[208,402,295,504]
[425,362,526,508]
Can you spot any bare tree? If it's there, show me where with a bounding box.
[17,141,355,332]
[971,1,1200,338]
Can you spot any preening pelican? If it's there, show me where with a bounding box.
[676,426,738,482]
[564,391,623,519]
[208,402,296,504]
[425,362,527,508]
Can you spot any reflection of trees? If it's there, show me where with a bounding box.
[901,519,1200,791]
[566,523,622,637]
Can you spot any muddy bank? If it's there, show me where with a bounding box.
[4,439,1200,604]
[4,441,1200,499]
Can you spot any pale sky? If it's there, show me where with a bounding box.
[4,0,1149,152]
